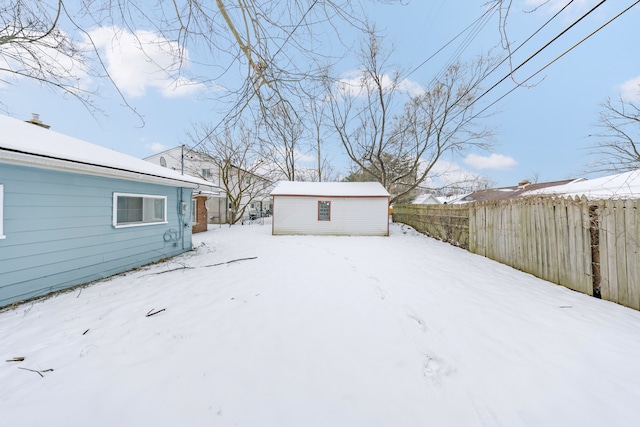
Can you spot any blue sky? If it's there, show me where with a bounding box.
[2,0,639,188]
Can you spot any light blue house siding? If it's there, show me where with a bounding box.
[0,163,193,307]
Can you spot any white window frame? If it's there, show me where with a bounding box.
[113,192,168,228]
[0,184,5,239]
[191,199,197,224]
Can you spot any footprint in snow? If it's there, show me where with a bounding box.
[422,353,454,388]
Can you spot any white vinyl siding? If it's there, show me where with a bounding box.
[273,196,389,236]
[0,184,5,239]
[113,193,168,228]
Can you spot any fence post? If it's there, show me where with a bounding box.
[589,203,601,299]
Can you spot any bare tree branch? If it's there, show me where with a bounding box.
[189,120,272,224]
[587,95,640,174]
[328,27,496,203]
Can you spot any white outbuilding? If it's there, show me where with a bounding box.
[270,181,390,236]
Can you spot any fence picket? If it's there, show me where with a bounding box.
[613,199,629,307]
[624,200,639,310]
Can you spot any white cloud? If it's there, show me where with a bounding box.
[336,70,423,98]
[423,160,484,187]
[464,153,517,170]
[87,26,206,98]
[295,150,316,163]
[160,76,206,98]
[145,142,167,152]
[397,78,424,97]
[525,0,590,13]
[619,76,640,102]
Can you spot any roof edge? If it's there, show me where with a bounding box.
[1,149,219,191]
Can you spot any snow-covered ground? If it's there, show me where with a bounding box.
[2,221,640,426]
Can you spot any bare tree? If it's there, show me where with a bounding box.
[328,28,496,204]
[306,91,336,182]
[258,102,305,181]
[2,1,401,119]
[190,122,271,225]
[0,1,95,111]
[587,95,640,174]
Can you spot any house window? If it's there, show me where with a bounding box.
[202,169,212,180]
[160,156,167,167]
[113,193,167,228]
[0,184,5,239]
[191,199,197,224]
[318,201,331,221]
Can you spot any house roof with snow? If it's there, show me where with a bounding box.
[412,194,441,204]
[525,170,640,200]
[459,178,582,203]
[271,181,390,197]
[0,114,219,192]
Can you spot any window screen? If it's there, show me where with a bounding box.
[318,201,331,221]
[113,193,167,227]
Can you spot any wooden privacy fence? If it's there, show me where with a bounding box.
[596,199,640,309]
[392,197,640,311]
[392,204,470,249]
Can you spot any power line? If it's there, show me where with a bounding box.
[405,2,499,80]
[468,0,607,111]
[478,0,577,93]
[430,5,498,85]
[340,0,578,136]
[440,0,612,130]
[338,4,504,130]
[471,0,640,123]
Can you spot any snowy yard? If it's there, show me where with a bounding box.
[2,221,640,426]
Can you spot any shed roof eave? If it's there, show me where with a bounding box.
[271,193,390,198]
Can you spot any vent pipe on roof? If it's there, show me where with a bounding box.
[25,113,51,129]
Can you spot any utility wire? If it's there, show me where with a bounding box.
[470,0,640,123]
[340,0,575,133]
[468,0,607,111]
[430,0,581,127]
[337,3,502,131]
[406,2,499,81]
[476,0,576,94]
[430,5,497,85]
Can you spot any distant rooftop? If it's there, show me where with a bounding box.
[461,179,582,203]
[526,170,640,200]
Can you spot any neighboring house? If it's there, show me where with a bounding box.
[412,193,441,205]
[525,170,640,200]
[271,181,390,236]
[455,178,584,203]
[0,114,218,307]
[145,147,273,223]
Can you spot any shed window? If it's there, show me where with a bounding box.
[318,201,331,221]
[191,199,197,224]
[0,184,5,239]
[113,193,167,228]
